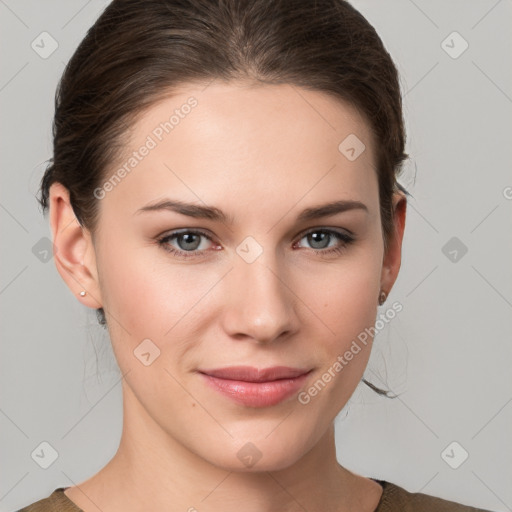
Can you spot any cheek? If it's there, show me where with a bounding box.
[295,254,381,401]
[97,239,181,331]
[300,253,381,340]
[97,242,224,368]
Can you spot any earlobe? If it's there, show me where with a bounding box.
[380,191,407,299]
[48,182,103,309]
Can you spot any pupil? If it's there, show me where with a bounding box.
[310,232,328,249]
[180,233,199,250]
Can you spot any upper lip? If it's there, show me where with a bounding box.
[199,366,311,382]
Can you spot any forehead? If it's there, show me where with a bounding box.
[130,80,375,154]
[102,81,379,218]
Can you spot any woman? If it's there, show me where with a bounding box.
[18,0,495,510]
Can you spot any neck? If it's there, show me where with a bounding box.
[66,382,381,512]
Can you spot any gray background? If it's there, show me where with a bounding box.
[1,1,511,511]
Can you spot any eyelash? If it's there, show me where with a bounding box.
[156,228,355,260]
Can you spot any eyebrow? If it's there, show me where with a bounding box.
[134,198,368,223]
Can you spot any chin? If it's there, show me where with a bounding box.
[198,433,312,474]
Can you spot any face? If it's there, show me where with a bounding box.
[52,81,404,472]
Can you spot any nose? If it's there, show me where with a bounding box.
[220,251,299,345]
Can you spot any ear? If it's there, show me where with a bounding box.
[380,191,407,298]
[49,182,103,309]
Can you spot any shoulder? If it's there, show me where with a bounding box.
[375,479,496,512]
[15,481,497,512]
[16,488,83,512]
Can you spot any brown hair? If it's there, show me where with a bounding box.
[38,0,410,397]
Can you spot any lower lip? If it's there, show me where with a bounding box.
[199,372,311,408]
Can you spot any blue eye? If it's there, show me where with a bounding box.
[295,228,355,256]
[157,229,214,259]
[156,228,355,260]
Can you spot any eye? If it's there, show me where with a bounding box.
[156,227,355,260]
[157,229,216,259]
[294,228,355,256]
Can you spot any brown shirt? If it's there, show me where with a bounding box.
[16,480,495,511]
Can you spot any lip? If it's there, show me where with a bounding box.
[198,366,312,408]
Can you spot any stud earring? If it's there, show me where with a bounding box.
[80,291,86,297]
[378,290,387,305]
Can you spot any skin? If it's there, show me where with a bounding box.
[50,81,406,512]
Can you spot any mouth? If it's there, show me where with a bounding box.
[197,366,313,408]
